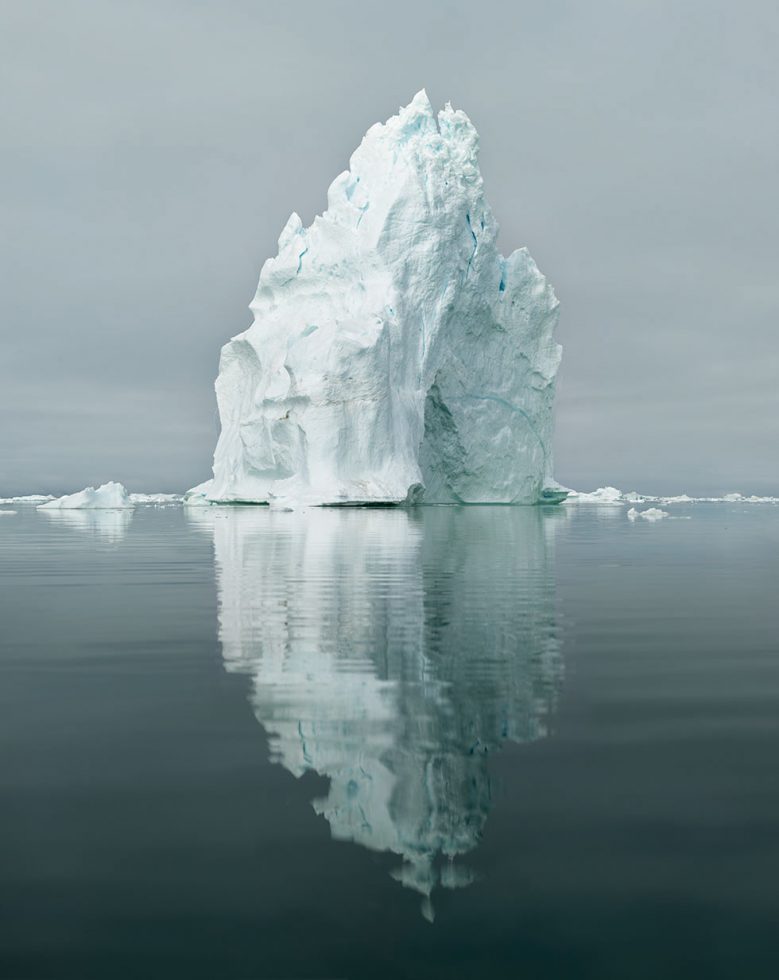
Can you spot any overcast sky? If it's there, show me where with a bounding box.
[1,0,777,496]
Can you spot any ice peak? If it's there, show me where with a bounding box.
[406,87,434,115]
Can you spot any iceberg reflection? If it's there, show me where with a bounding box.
[39,507,133,543]
[191,506,563,918]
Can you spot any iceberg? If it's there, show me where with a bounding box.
[567,486,625,504]
[38,482,133,510]
[189,90,561,507]
[0,494,55,503]
[35,486,182,511]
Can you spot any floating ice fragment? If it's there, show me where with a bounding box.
[268,496,297,512]
[0,494,55,503]
[566,487,777,506]
[38,482,133,510]
[182,489,215,507]
[129,493,182,505]
[567,486,625,504]
[627,507,669,522]
[623,491,647,503]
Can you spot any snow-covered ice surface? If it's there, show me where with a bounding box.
[189,90,561,508]
[39,482,133,510]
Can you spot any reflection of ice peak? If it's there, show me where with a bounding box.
[196,507,562,915]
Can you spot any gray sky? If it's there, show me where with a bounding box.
[2,0,777,496]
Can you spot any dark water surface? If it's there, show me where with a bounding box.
[1,502,778,979]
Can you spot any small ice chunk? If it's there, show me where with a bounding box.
[129,493,182,505]
[627,507,669,522]
[269,496,296,511]
[0,510,17,516]
[38,482,133,510]
[182,490,215,507]
[568,486,625,504]
[623,490,655,503]
[568,488,777,507]
[719,493,778,504]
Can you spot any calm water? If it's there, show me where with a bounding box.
[2,502,778,979]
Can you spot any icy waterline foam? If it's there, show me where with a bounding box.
[187,90,562,507]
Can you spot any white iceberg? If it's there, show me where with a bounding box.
[720,492,779,504]
[38,481,133,510]
[0,494,55,503]
[567,486,625,504]
[189,90,561,507]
